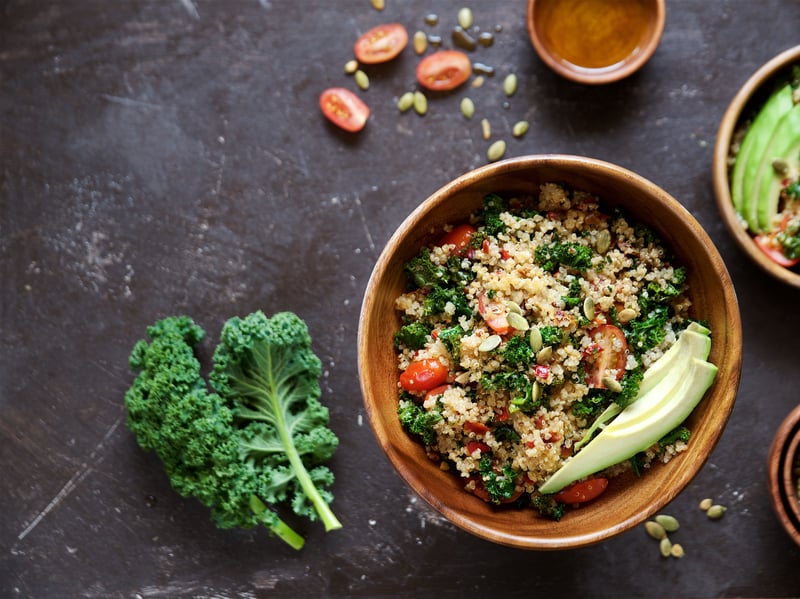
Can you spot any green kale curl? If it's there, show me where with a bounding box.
[535,241,593,273]
[398,401,442,446]
[394,322,432,350]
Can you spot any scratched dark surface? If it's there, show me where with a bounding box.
[2,0,800,597]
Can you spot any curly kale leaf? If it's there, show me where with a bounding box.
[398,401,442,446]
[393,321,432,350]
[535,241,593,272]
[479,456,518,504]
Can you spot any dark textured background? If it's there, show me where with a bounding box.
[2,1,800,597]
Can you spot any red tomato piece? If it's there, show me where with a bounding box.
[478,292,511,335]
[553,477,609,504]
[424,384,451,402]
[439,223,477,256]
[319,87,369,132]
[754,233,800,267]
[464,421,490,435]
[466,441,491,455]
[354,23,408,64]
[583,324,628,388]
[416,50,472,91]
[399,358,448,391]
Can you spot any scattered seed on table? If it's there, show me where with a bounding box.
[413,30,427,54]
[397,91,414,112]
[707,504,727,520]
[370,0,385,10]
[481,118,491,140]
[472,75,485,88]
[670,543,685,558]
[355,69,369,90]
[699,497,713,511]
[487,139,506,162]
[659,537,673,558]
[503,73,518,96]
[457,7,473,29]
[413,90,427,115]
[655,514,680,532]
[344,59,359,74]
[512,120,529,138]
[645,521,666,540]
[460,97,475,119]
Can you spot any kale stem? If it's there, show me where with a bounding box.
[250,495,305,550]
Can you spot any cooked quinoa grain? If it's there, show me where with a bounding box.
[394,184,697,519]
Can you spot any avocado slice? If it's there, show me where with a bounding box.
[755,104,800,231]
[538,325,716,495]
[732,84,793,230]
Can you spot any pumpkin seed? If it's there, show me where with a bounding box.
[344,59,359,74]
[512,120,529,138]
[397,91,414,112]
[772,158,790,175]
[602,376,623,393]
[617,308,636,323]
[596,228,611,254]
[659,537,673,558]
[699,497,713,511]
[503,73,518,96]
[529,327,543,353]
[645,521,666,540]
[413,30,427,54]
[370,0,385,10]
[460,97,475,119]
[355,69,369,90]
[454,371,470,385]
[655,514,680,532]
[413,90,428,115]
[507,312,529,331]
[504,300,522,314]
[583,297,595,320]
[670,543,685,558]
[707,504,727,520]
[457,7,473,29]
[536,345,553,364]
[481,118,491,140]
[472,75,485,88]
[479,334,501,352]
[487,140,506,162]
[531,380,542,403]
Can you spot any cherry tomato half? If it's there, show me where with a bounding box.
[553,477,609,504]
[754,233,800,267]
[439,223,476,256]
[416,50,472,91]
[319,87,369,132]
[400,358,448,392]
[464,421,491,435]
[478,292,511,335]
[354,23,408,64]
[583,324,628,388]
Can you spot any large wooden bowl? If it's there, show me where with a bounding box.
[712,45,800,288]
[767,404,800,547]
[358,155,742,549]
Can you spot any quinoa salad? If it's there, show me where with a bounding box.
[393,183,699,519]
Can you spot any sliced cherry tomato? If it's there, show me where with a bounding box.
[354,23,408,64]
[464,421,490,435]
[553,477,609,504]
[439,223,476,256]
[466,440,491,455]
[478,292,511,335]
[399,358,448,392]
[424,384,451,402]
[754,233,800,267]
[416,50,471,91]
[319,87,369,132]
[583,324,628,388]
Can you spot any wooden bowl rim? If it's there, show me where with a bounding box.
[525,0,666,85]
[712,45,800,288]
[359,154,742,549]
[768,404,800,546]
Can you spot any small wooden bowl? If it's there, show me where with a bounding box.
[526,0,666,85]
[767,404,800,546]
[712,45,800,288]
[358,155,742,549]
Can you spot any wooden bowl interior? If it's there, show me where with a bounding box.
[359,155,742,549]
[712,45,800,288]
[526,0,666,85]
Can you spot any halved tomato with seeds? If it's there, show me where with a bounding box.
[416,50,471,91]
[319,88,369,132]
[583,324,628,388]
[354,23,408,64]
